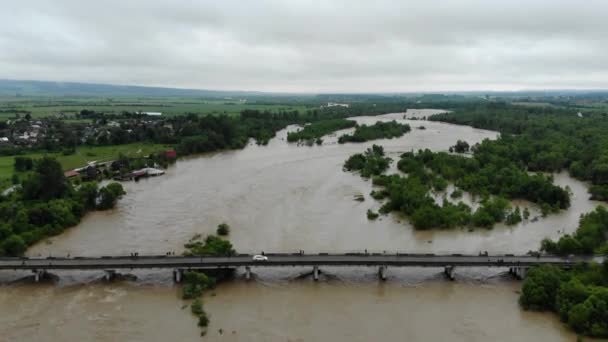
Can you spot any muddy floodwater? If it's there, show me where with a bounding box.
[1,110,604,341]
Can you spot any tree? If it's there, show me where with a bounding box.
[520,265,566,311]
[96,183,125,210]
[77,182,99,210]
[22,157,69,201]
[216,223,230,236]
[14,156,33,172]
[1,234,26,256]
[452,140,470,153]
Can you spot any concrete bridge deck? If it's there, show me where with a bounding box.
[0,253,601,271]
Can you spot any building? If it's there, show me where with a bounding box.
[64,170,80,178]
[164,149,177,159]
[326,102,350,108]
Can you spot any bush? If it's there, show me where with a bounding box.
[97,183,126,210]
[367,209,379,220]
[216,223,230,236]
[184,235,235,256]
[191,298,204,316]
[197,311,210,327]
[505,207,523,225]
[450,189,463,199]
[343,145,391,178]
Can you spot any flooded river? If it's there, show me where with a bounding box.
[0,110,603,341]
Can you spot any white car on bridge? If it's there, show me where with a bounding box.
[252,255,268,261]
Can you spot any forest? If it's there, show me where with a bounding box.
[429,103,608,201]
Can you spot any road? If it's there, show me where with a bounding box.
[0,253,602,271]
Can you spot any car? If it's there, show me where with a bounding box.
[252,255,268,261]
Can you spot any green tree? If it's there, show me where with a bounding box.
[96,183,125,210]
[520,265,566,311]
[1,234,26,256]
[22,157,69,201]
[216,223,230,236]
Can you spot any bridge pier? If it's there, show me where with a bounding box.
[104,270,116,282]
[32,269,46,282]
[173,268,184,283]
[444,266,455,280]
[313,266,320,281]
[378,265,387,281]
[511,267,529,280]
[245,266,251,280]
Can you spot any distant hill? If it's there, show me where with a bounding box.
[0,79,266,98]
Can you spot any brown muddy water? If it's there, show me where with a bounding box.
[0,110,604,341]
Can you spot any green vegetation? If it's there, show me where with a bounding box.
[519,263,608,338]
[450,140,470,153]
[541,206,608,255]
[450,189,463,199]
[366,209,379,220]
[345,143,569,230]
[183,234,235,257]
[429,102,608,202]
[505,207,523,226]
[286,119,356,143]
[338,120,411,143]
[343,145,391,178]
[0,95,311,119]
[0,157,125,255]
[397,149,570,211]
[181,234,235,334]
[216,223,230,236]
[182,271,217,300]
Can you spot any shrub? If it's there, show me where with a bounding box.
[216,223,230,236]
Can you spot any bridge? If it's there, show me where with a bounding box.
[1,253,602,282]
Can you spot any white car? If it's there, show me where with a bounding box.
[252,255,268,261]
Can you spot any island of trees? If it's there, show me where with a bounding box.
[343,141,569,230]
[338,120,411,143]
[286,118,357,144]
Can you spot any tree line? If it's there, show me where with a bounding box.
[286,119,357,144]
[338,121,411,143]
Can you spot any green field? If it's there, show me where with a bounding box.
[0,96,312,119]
[0,143,170,183]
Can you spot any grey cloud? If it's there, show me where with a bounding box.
[1,0,607,92]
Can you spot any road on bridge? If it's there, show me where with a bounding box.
[0,253,602,271]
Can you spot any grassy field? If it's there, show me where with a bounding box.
[0,143,171,182]
[0,96,313,119]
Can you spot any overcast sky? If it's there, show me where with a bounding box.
[1,0,607,93]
